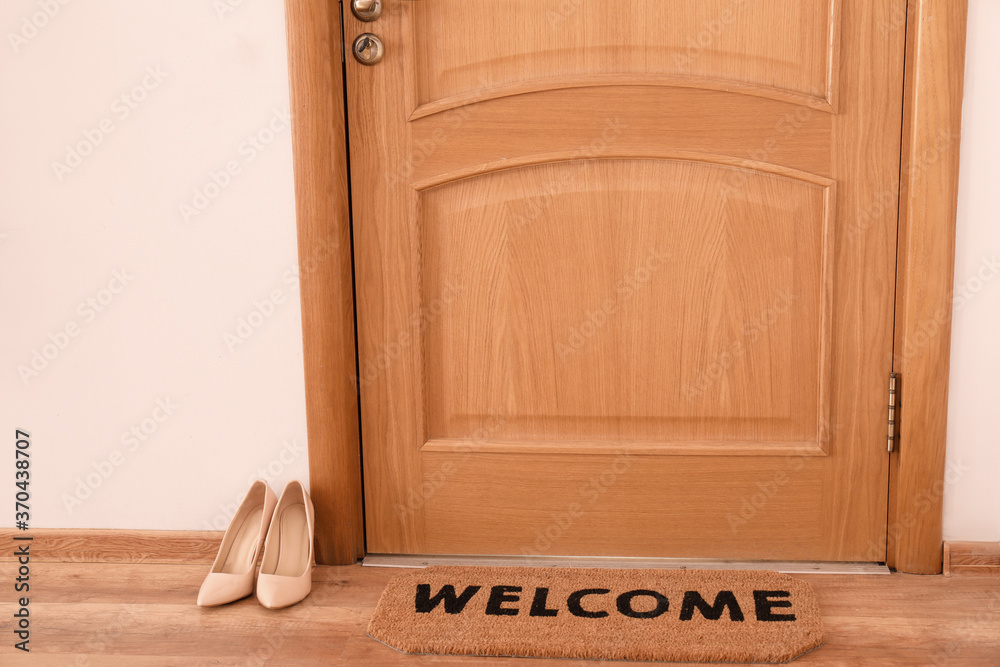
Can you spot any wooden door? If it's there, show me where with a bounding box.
[345,0,906,561]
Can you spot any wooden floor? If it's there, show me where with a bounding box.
[1,562,998,666]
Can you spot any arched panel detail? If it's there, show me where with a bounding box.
[413,150,835,191]
[416,156,835,455]
[409,76,837,121]
[403,0,842,118]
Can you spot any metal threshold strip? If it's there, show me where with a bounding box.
[362,554,890,575]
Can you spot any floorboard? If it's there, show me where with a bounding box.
[0,562,996,665]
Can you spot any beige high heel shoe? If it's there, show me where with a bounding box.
[256,480,315,609]
[197,480,277,607]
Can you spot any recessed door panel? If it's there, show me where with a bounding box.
[421,157,833,453]
[408,0,841,114]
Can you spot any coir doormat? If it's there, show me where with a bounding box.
[368,566,823,663]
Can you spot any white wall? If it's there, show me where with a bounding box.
[944,0,1000,543]
[1,2,996,542]
[0,0,309,531]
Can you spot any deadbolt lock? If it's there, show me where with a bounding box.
[351,0,383,22]
[353,33,384,65]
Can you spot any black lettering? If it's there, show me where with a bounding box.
[679,590,744,621]
[414,584,481,614]
[567,588,610,618]
[485,585,521,616]
[529,587,558,617]
[616,589,670,619]
[753,590,796,622]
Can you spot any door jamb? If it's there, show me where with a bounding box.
[283,0,970,571]
[887,0,969,574]
[285,0,364,565]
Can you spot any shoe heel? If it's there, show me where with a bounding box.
[197,480,278,607]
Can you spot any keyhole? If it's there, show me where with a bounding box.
[354,33,384,65]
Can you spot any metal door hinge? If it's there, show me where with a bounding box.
[887,373,899,453]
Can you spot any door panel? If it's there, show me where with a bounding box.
[407,0,841,113]
[422,157,833,452]
[346,0,904,560]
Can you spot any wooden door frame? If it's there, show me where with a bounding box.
[887,0,969,574]
[284,0,969,571]
[284,0,364,566]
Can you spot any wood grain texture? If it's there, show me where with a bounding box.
[944,541,1000,577]
[0,562,997,665]
[422,158,833,450]
[888,0,969,575]
[407,0,842,114]
[347,1,905,561]
[0,529,222,565]
[285,0,365,565]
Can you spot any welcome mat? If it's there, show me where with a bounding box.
[368,566,823,663]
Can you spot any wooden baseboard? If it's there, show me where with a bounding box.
[943,541,1000,577]
[0,529,223,564]
[7,529,995,577]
